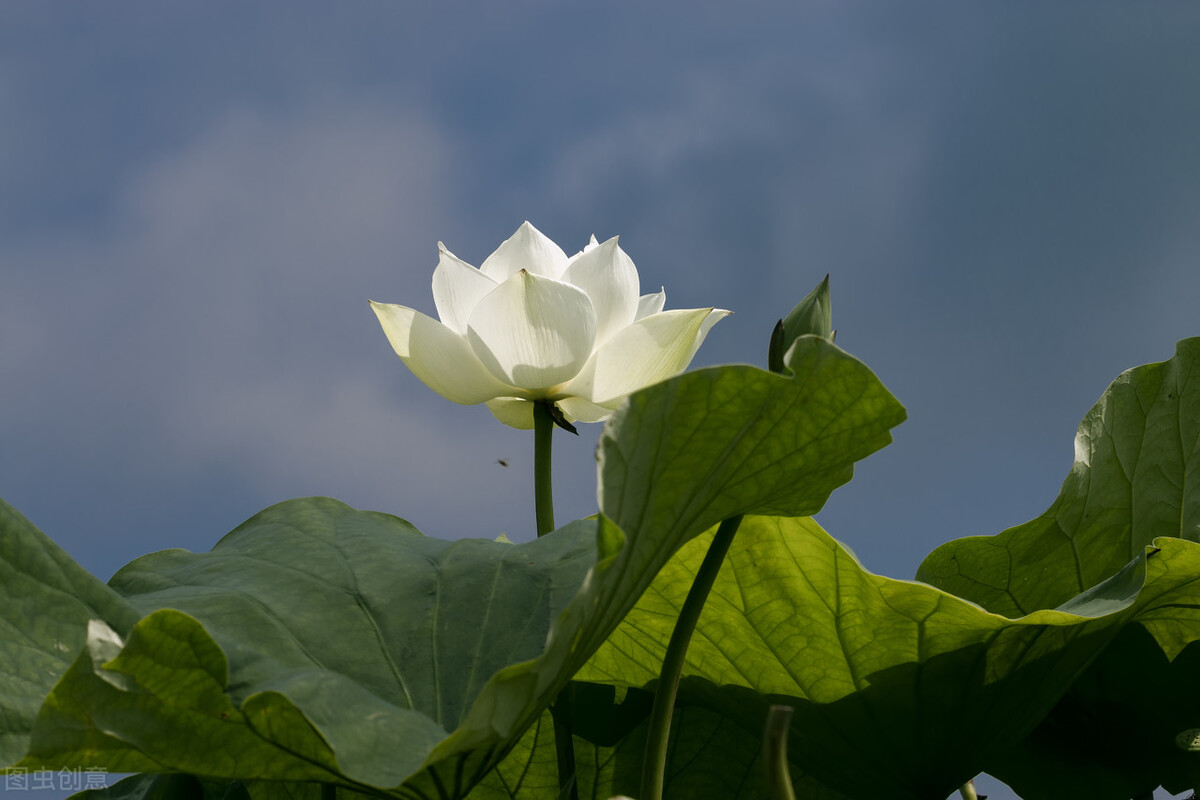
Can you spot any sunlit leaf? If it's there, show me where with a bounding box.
[916,338,1200,797]
[917,337,1200,616]
[577,516,1200,800]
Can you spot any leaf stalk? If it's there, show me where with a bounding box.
[640,514,744,800]
[763,705,796,800]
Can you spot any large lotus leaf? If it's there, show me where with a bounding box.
[21,610,382,781]
[467,696,853,800]
[487,335,905,793]
[981,540,1200,798]
[81,697,843,800]
[575,515,1200,800]
[913,338,1200,795]
[69,689,855,800]
[537,335,904,726]
[917,337,1200,617]
[0,498,141,767]
[984,623,1200,799]
[15,499,598,796]
[12,336,904,797]
[78,774,357,800]
[598,335,907,540]
[75,773,241,800]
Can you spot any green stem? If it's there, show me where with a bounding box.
[641,514,744,800]
[957,780,979,800]
[533,400,555,537]
[763,705,796,800]
[532,400,578,800]
[551,707,578,800]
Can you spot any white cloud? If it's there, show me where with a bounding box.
[121,102,453,325]
[2,97,612,544]
[0,102,516,522]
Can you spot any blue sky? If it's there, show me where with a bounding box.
[2,4,1198,798]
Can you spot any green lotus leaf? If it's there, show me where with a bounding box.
[467,699,853,800]
[917,337,1200,616]
[575,515,1200,800]
[914,338,1200,796]
[77,774,214,800]
[17,500,599,797]
[597,335,907,544]
[985,623,1200,799]
[984,541,1200,798]
[78,773,358,800]
[0,499,140,766]
[82,697,849,800]
[7,335,904,797]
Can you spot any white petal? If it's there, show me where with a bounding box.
[479,221,568,281]
[369,301,514,404]
[485,397,535,429]
[432,243,498,335]
[466,270,597,391]
[568,234,602,261]
[562,307,729,405]
[696,307,731,350]
[560,236,640,346]
[556,396,615,424]
[635,288,666,321]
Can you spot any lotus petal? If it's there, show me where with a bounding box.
[370,301,513,404]
[560,236,640,346]
[431,243,497,335]
[467,271,596,392]
[565,308,729,406]
[479,221,568,282]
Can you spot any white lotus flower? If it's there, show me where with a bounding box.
[370,221,729,429]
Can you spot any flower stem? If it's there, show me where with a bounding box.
[532,400,578,800]
[957,780,979,800]
[533,400,555,537]
[640,514,744,800]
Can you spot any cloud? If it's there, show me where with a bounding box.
[2,102,499,513]
[525,42,932,365]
